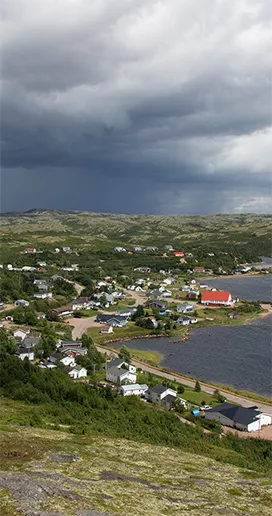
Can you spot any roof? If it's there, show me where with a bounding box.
[207,403,260,426]
[163,394,177,404]
[149,384,167,395]
[107,357,125,368]
[120,384,148,392]
[107,366,131,378]
[16,347,34,354]
[201,290,231,302]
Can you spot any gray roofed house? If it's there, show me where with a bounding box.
[145,384,177,408]
[23,336,41,348]
[161,394,177,410]
[204,402,272,432]
[105,357,125,370]
[149,385,168,395]
[96,314,128,327]
[16,347,34,360]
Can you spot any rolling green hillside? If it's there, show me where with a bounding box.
[0,210,271,256]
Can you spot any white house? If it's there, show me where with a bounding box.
[33,292,53,299]
[100,325,114,334]
[176,303,195,314]
[13,328,30,340]
[205,403,272,432]
[16,347,34,361]
[68,366,87,379]
[15,299,30,307]
[163,278,174,285]
[70,297,92,311]
[114,247,126,252]
[60,355,76,367]
[105,357,137,384]
[145,385,177,410]
[119,384,148,396]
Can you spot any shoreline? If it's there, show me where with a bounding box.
[97,343,272,406]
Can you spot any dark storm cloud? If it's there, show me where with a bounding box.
[1,0,271,213]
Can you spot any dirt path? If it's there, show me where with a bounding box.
[96,346,272,417]
[68,316,101,339]
[125,289,147,305]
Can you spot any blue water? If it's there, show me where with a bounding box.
[203,275,271,302]
[111,316,272,396]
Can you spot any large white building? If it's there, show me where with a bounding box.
[119,384,148,396]
[205,403,271,432]
[105,358,137,384]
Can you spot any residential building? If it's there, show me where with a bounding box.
[60,356,76,367]
[24,248,36,254]
[22,266,36,272]
[114,247,126,252]
[68,366,87,379]
[149,300,169,311]
[35,312,46,320]
[173,252,184,257]
[13,328,30,340]
[176,316,191,326]
[52,307,73,319]
[145,385,177,410]
[201,291,233,306]
[193,266,205,273]
[134,267,151,272]
[176,303,195,314]
[187,290,199,299]
[15,299,30,307]
[181,285,191,292]
[60,340,82,349]
[105,358,137,384]
[205,403,272,432]
[16,347,34,361]
[115,307,137,317]
[133,247,143,252]
[23,334,41,348]
[119,384,148,396]
[144,247,158,252]
[70,297,93,311]
[165,245,174,251]
[96,314,129,327]
[100,325,114,334]
[33,292,53,299]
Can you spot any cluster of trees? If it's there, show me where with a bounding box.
[52,278,76,298]
[0,272,35,302]
[75,334,104,376]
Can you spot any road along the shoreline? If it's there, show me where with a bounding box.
[96,345,272,416]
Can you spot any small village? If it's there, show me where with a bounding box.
[0,243,271,438]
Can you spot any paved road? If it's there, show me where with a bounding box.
[126,289,147,305]
[96,346,272,416]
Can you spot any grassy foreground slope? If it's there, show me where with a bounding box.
[1,423,272,516]
[0,210,271,254]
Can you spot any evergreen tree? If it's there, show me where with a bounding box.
[194,380,201,392]
[118,345,131,364]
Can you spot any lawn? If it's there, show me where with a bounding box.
[88,321,153,345]
[117,348,163,366]
[181,389,215,406]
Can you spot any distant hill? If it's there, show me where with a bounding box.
[0,210,271,255]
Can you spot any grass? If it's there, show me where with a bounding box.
[87,322,153,345]
[117,348,163,366]
[0,422,272,515]
[181,389,215,406]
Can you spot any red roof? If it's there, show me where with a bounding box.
[202,291,231,302]
[194,266,205,270]
[174,252,184,256]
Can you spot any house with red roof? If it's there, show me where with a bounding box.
[201,290,232,306]
[173,252,184,257]
[193,266,205,273]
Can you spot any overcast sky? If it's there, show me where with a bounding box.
[1,0,271,214]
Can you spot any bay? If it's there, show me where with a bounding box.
[110,315,272,396]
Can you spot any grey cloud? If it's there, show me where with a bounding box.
[1,0,271,213]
